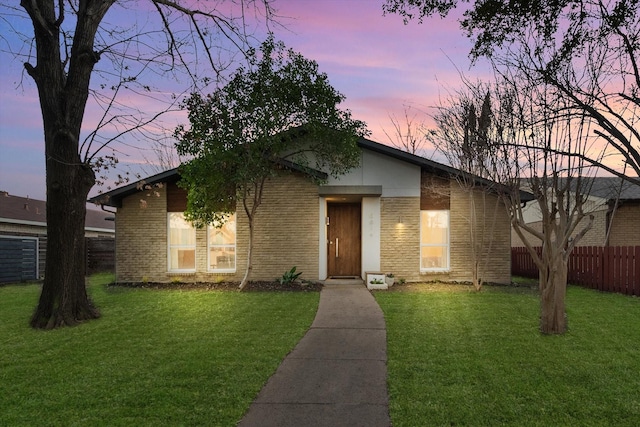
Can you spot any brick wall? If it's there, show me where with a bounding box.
[379,181,512,285]
[608,202,640,246]
[114,171,515,285]
[115,185,168,282]
[237,171,319,282]
[380,197,420,282]
[448,184,512,284]
[511,209,612,247]
[114,171,319,283]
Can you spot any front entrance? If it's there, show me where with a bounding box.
[327,202,361,277]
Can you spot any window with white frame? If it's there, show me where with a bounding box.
[168,212,196,272]
[208,214,236,272]
[420,210,450,271]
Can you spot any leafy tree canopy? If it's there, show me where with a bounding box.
[383,0,629,59]
[384,0,640,181]
[175,36,369,227]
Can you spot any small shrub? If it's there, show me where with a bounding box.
[370,278,384,284]
[278,267,302,285]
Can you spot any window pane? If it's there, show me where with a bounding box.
[209,247,236,270]
[169,248,196,270]
[208,216,236,245]
[169,213,196,245]
[420,211,449,244]
[208,214,236,272]
[421,246,447,269]
[168,213,196,271]
[420,210,449,270]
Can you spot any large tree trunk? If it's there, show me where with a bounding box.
[538,252,568,334]
[31,150,99,329]
[22,0,112,329]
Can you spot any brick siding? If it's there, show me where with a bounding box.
[379,181,512,285]
[236,171,319,282]
[114,171,513,285]
[114,171,318,283]
[380,197,420,282]
[448,185,512,284]
[511,203,639,248]
[115,186,168,282]
[607,202,640,246]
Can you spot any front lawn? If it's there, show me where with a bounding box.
[0,273,319,426]
[376,285,640,426]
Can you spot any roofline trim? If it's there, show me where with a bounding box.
[0,218,47,228]
[0,217,114,233]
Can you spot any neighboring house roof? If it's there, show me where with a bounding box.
[0,191,115,232]
[578,177,640,202]
[532,177,640,203]
[89,138,534,207]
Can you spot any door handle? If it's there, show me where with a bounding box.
[336,238,339,258]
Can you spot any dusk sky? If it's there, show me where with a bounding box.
[0,0,489,202]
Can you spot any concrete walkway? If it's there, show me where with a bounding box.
[237,283,391,427]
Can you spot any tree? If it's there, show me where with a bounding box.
[429,75,600,334]
[382,104,430,156]
[383,0,640,183]
[427,85,503,291]
[4,1,275,329]
[174,37,369,290]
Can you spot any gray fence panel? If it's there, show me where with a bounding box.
[0,236,38,283]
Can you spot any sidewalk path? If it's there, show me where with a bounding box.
[237,283,391,427]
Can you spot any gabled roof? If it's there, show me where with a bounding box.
[88,157,329,208]
[89,138,534,207]
[358,137,462,176]
[358,138,534,201]
[0,191,115,231]
[89,168,181,208]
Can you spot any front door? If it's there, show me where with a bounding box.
[327,202,361,277]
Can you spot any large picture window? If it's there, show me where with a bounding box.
[168,213,196,272]
[420,210,450,271]
[208,214,236,272]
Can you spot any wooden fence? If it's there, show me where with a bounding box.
[86,237,115,275]
[512,246,640,296]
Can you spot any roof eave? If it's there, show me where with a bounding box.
[88,167,180,208]
[358,137,534,200]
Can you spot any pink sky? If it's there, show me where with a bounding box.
[0,1,487,201]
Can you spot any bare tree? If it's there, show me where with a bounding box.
[383,104,429,156]
[430,74,600,334]
[427,83,508,291]
[385,0,640,184]
[141,138,183,176]
[1,1,276,329]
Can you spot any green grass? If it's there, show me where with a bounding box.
[0,273,319,426]
[376,285,640,426]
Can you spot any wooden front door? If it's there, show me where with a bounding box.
[327,202,361,277]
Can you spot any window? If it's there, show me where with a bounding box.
[208,214,236,272]
[168,213,196,272]
[420,210,449,271]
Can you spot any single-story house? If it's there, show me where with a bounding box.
[90,138,528,285]
[511,177,640,247]
[0,191,115,282]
